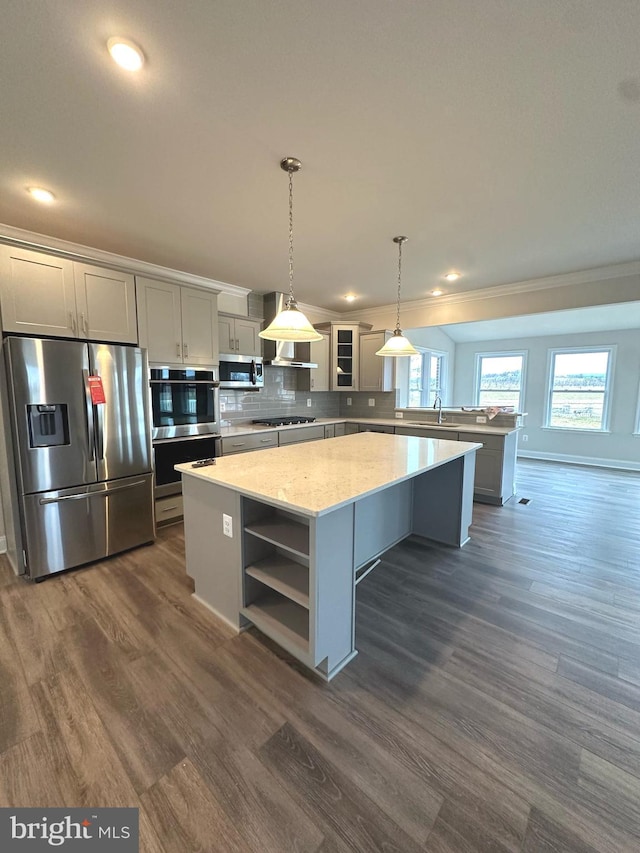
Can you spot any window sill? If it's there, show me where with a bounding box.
[541,426,611,435]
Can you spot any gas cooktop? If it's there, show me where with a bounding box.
[252,416,316,427]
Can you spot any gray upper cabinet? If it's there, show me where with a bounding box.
[359,331,394,392]
[137,276,219,365]
[297,330,330,392]
[315,321,372,392]
[0,246,137,343]
[218,313,261,356]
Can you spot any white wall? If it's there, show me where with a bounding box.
[453,328,640,466]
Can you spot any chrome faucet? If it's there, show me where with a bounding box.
[433,395,443,424]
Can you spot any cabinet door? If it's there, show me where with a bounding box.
[472,449,503,498]
[74,263,137,343]
[180,287,218,365]
[234,318,261,356]
[218,316,235,353]
[0,246,77,337]
[359,332,394,392]
[136,277,183,364]
[310,332,330,391]
[332,325,359,391]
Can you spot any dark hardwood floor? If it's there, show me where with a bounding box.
[1,458,639,851]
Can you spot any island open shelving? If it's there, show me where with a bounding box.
[178,432,481,680]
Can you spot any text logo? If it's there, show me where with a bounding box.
[1,809,138,851]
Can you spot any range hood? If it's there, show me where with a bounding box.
[261,293,318,368]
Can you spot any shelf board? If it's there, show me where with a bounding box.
[244,518,309,559]
[242,593,309,657]
[246,555,310,609]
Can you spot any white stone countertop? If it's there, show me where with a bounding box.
[217,416,518,438]
[178,432,482,517]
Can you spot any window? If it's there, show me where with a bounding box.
[407,349,447,408]
[546,347,615,431]
[475,352,526,411]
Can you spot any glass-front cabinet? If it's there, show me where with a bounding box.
[315,322,372,392]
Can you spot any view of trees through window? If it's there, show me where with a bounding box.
[476,354,524,411]
[548,349,611,430]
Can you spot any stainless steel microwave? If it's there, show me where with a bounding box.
[218,354,264,389]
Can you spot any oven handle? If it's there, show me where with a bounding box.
[149,380,219,386]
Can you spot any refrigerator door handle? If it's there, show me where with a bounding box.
[39,480,148,505]
[83,370,95,462]
[96,401,105,460]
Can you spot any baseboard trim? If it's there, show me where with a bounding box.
[191,593,241,633]
[518,450,640,472]
[0,536,6,554]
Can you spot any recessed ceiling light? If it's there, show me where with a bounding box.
[431,289,444,296]
[27,187,55,204]
[343,294,357,302]
[107,37,145,71]
[444,271,460,281]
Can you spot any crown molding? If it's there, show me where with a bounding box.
[0,223,251,297]
[296,300,342,322]
[340,259,640,322]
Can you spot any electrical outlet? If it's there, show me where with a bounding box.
[368,398,375,407]
[521,434,528,442]
[395,411,404,419]
[222,513,233,537]
[475,415,487,424]
[346,397,352,406]
[306,398,312,407]
[220,401,226,412]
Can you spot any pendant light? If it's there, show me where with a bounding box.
[259,157,322,343]
[376,236,418,357]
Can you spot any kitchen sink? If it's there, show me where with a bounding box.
[414,422,464,428]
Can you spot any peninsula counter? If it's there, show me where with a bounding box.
[177,432,480,680]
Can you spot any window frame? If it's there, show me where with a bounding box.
[473,350,527,412]
[406,348,447,408]
[544,345,616,432]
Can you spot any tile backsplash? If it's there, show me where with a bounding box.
[219,366,340,424]
[339,392,397,419]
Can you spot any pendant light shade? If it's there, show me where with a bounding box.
[259,157,322,343]
[376,236,418,357]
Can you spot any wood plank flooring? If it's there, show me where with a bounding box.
[1,458,639,851]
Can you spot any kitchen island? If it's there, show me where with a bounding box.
[177,432,480,680]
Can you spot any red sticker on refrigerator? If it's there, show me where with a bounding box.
[88,375,106,404]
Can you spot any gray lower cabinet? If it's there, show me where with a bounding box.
[459,430,517,505]
[357,423,395,434]
[334,423,346,437]
[324,424,335,438]
[278,425,326,445]
[155,494,184,525]
[221,432,278,455]
[345,423,359,435]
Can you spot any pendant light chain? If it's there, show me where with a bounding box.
[396,238,403,332]
[288,166,295,304]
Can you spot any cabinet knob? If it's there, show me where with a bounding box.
[176,343,181,357]
[183,343,189,358]
[69,311,77,335]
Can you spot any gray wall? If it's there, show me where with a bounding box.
[453,328,640,465]
[220,366,340,424]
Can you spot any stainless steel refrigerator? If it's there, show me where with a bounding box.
[1,336,155,579]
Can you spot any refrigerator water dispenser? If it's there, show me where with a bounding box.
[27,404,69,447]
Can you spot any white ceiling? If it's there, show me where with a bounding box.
[434,301,640,343]
[1,1,640,310]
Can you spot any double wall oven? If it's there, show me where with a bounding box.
[150,367,221,497]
